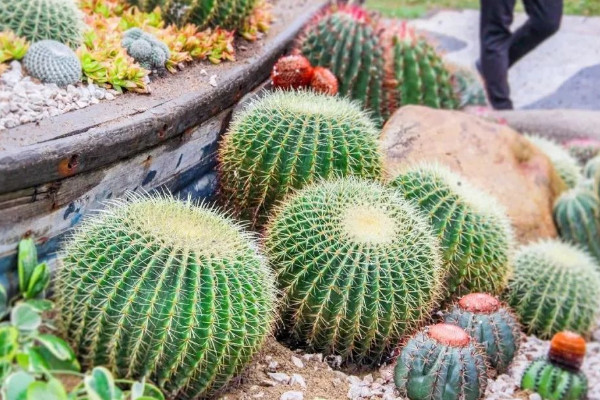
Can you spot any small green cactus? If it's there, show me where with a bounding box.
[0,0,84,48]
[553,188,600,263]
[450,66,487,108]
[218,90,382,227]
[527,135,582,189]
[394,323,488,400]
[382,23,458,112]
[55,194,277,399]
[505,240,600,339]
[521,359,588,400]
[122,28,170,71]
[265,177,444,364]
[23,40,82,87]
[583,155,600,179]
[124,0,258,30]
[443,293,520,373]
[297,5,386,126]
[390,164,514,299]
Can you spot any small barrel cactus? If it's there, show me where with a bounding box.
[505,240,600,339]
[55,194,277,399]
[0,0,84,48]
[450,66,488,108]
[521,331,588,400]
[122,28,170,71]
[218,90,383,227]
[125,0,258,30]
[553,188,600,263]
[567,139,600,166]
[265,177,444,364]
[527,135,582,189]
[270,54,314,90]
[381,23,458,112]
[310,66,339,95]
[390,164,514,299]
[297,5,386,126]
[394,323,488,400]
[583,155,600,179]
[23,40,82,87]
[443,293,520,373]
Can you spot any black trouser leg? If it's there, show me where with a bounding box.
[480,0,516,110]
[508,0,563,66]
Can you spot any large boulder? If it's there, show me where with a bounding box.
[380,105,564,243]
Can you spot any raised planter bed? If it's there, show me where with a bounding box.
[0,0,327,293]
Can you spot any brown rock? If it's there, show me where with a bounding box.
[380,105,564,243]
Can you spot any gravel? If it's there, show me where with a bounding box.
[0,60,120,130]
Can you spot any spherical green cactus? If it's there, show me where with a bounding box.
[54,194,277,399]
[382,23,458,112]
[527,135,582,189]
[124,0,257,30]
[297,5,386,126]
[443,293,520,373]
[23,40,82,87]
[505,240,600,339]
[0,0,84,48]
[553,188,600,263]
[218,90,383,227]
[394,323,488,400]
[265,177,444,364]
[122,28,170,71]
[583,155,600,180]
[390,164,514,299]
[521,359,588,400]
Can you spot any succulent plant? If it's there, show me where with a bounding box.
[265,177,444,364]
[270,54,314,90]
[505,240,600,339]
[0,31,29,64]
[309,66,339,95]
[553,188,600,263]
[443,293,520,373]
[567,139,600,166]
[122,28,170,71]
[450,66,487,108]
[521,331,588,400]
[54,194,277,399]
[382,23,458,112]
[297,5,386,126]
[390,164,514,299]
[583,155,600,179]
[394,323,488,400]
[218,90,383,227]
[527,135,582,189]
[0,0,84,49]
[124,0,258,30]
[23,40,82,87]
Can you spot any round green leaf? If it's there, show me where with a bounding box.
[0,326,19,361]
[25,299,54,313]
[36,335,74,362]
[84,367,116,400]
[10,304,41,332]
[26,378,68,400]
[2,371,35,400]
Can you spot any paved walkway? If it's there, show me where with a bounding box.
[411,10,600,109]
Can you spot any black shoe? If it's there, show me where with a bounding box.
[475,59,483,77]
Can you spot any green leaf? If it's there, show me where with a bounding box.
[0,326,19,361]
[2,371,35,400]
[0,284,8,318]
[35,346,80,373]
[26,378,68,400]
[24,347,49,373]
[130,381,144,399]
[24,263,50,299]
[36,334,74,361]
[25,299,54,312]
[84,367,116,400]
[11,304,41,332]
[0,360,12,385]
[18,238,38,295]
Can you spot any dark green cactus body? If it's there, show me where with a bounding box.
[218,90,382,227]
[553,188,600,264]
[390,164,513,300]
[521,359,588,400]
[125,0,257,30]
[505,240,600,339]
[298,7,386,126]
[55,195,276,399]
[265,178,444,364]
[394,324,488,400]
[443,293,520,373]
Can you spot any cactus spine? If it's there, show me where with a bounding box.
[527,135,582,189]
[297,5,386,126]
[390,164,514,299]
[23,40,82,87]
[218,90,383,227]
[553,188,600,264]
[443,293,520,373]
[394,323,488,400]
[505,240,600,339]
[265,178,444,364]
[55,194,276,399]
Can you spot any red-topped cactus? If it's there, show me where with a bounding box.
[549,331,587,370]
[271,54,314,90]
[310,66,339,95]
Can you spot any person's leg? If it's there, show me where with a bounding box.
[480,0,517,110]
[508,0,563,66]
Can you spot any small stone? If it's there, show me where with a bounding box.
[325,355,342,369]
[209,74,218,87]
[259,380,277,387]
[267,372,290,384]
[332,371,348,381]
[290,374,306,389]
[105,92,115,101]
[347,375,362,385]
[267,361,279,372]
[332,378,343,387]
[76,100,89,109]
[252,393,265,398]
[280,391,303,400]
[200,69,208,76]
[362,374,373,384]
[529,394,542,400]
[291,356,304,368]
